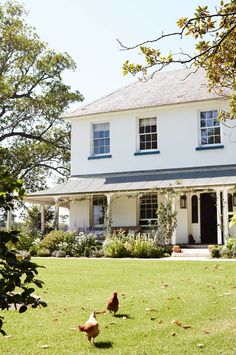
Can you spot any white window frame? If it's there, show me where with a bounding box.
[139,193,158,227]
[137,117,158,152]
[91,122,110,156]
[199,110,222,146]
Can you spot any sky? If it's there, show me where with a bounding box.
[22,0,219,109]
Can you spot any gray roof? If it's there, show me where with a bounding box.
[25,165,236,204]
[66,68,229,118]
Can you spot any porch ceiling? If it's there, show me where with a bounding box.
[24,164,236,205]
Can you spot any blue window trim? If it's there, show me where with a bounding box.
[134,150,160,156]
[88,154,112,160]
[195,145,224,151]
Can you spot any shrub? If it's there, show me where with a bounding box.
[132,238,150,258]
[37,247,51,257]
[147,245,165,258]
[17,232,35,251]
[52,250,66,258]
[219,237,236,258]
[225,237,236,250]
[41,230,69,253]
[103,237,128,258]
[103,233,166,258]
[17,250,31,260]
[220,246,232,258]
[132,238,165,258]
[210,238,236,258]
[29,245,39,256]
[29,237,41,256]
[91,247,104,258]
[163,245,172,255]
[210,245,222,258]
[231,243,236,257]
[75,233,101,257]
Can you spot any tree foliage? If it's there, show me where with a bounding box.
[0,168,47,335]
[120,0,236,120]
[0,1,83,190]
[156,189,177,245]
[22,205,54,237]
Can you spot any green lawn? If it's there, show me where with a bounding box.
[1,258,236,355]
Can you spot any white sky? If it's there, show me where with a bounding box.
[22,0,219,108]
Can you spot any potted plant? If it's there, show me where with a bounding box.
[173,245,181,253]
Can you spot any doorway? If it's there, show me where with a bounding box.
[200,193,217,244]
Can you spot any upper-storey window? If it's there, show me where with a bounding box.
[139,117,157,151]
[93,123,110,155]
[200,110,221,145]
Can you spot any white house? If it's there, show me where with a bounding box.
[25,68,236,245]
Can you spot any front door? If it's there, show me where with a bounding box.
[200,193,217,244]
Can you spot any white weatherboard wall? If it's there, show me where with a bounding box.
[70,200,90,230]
[111,196,137,227]
[70,100,236,176]
[175,197,188,244]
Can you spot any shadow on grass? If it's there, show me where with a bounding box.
[114,313,132,319]
[95,341,113,349]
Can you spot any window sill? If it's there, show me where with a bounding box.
[134,150,160,156]
[88,154,112,160]
[195,145,224,151]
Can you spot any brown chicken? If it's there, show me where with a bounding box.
[78,310,99,344]
[107,291,119,314]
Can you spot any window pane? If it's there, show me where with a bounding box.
[152,141,157,149]
[215,127,220,135]
[200,112,206,120]
[140,142,145,150]
[200,119,206,127]
[140,135,145,142]
[139,118,146,127]
[208,136,214,144]
[139,126,145,134]
[192,195,198,223]
[104,130,110,137]
[151,125,157,132]
[212,110,218,118]
[152,133,157,141]
[145,125,151,133]
[206,119,213,127]
[206,111,213,119]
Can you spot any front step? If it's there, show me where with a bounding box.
[172,248,210,258]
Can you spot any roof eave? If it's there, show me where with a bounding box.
[64,96,230,121]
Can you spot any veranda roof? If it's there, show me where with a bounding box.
[24,164,236,205]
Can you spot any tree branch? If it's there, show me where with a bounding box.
[0,131,70,151]
[117,11,236,51]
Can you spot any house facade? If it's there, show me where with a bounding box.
[25,69,236,245]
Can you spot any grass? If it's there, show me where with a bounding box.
[1,258,236,355]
